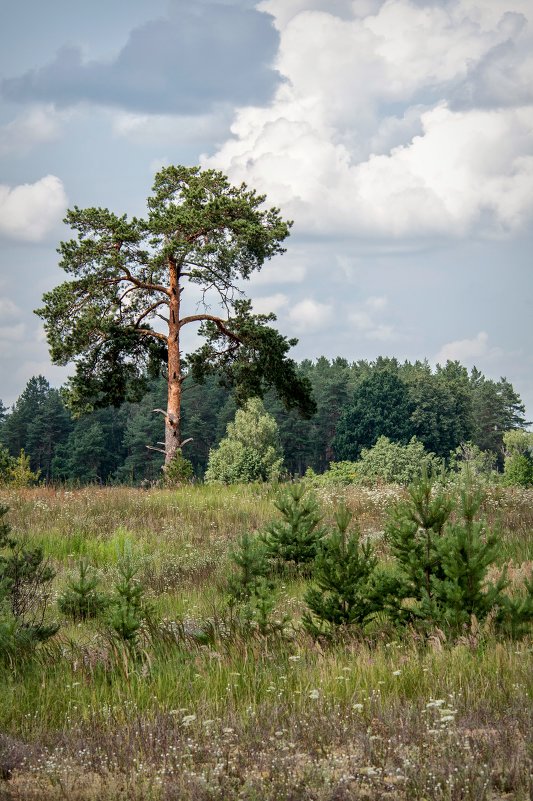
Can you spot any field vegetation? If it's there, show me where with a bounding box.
[0,481,532,800]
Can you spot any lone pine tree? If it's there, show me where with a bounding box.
[37,166,315,466]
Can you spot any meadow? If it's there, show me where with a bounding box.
[0,482,532,800]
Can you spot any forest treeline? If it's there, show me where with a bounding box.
[0,356,528,484]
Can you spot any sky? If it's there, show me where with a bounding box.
[0,0,532,419]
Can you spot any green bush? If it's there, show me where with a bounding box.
[503,431,533,487]
[504,454,533,487]
[305,461,359,486]
[162,450,194,487]
[448,441,496,480]
[205,398,283,484]
[356,436,440,485]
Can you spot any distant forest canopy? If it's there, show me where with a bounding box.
[0,356,528,484]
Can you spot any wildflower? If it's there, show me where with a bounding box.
[392,670,402,676]
[181,714,197,727]
[308,689,320,700]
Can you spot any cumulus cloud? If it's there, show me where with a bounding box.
[251,292,289,315]
[205,0,533,239]
[111,106,233,148]
[435,331,503,364]
[349,296,396,341]
[0,323,27,357]
[1,4,281,114]
[0,105,64,155]
[0,298,22,320]
[0,176,68,242]
[288,298,333,331]
[248,257,307,285]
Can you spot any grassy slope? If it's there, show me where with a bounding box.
[0,483,532,800]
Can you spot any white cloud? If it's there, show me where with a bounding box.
[0,105,64,155]
[251,292,289,315]
[0,323,27,356]
[205,0,533,239]
[365,296,388,312]
[435,331,503,364]
[0,298,22,320]
[349,296,396,341]
[248,257,306,285]
[111,107,232,147]
[288,298,333,331]
[0,175,68,242]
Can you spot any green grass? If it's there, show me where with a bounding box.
[0,482,532,800]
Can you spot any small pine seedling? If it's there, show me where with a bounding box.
[303,506,380,637]
[109,556,145,645]
[262,483,326,571]
[58,560,109,621]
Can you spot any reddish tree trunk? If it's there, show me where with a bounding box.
[165,258,181,464]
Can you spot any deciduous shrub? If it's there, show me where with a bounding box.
[356,436,440,485]
[503,430,533,487]
[205,398,283,484]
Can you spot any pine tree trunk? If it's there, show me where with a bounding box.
[165,258,181,465]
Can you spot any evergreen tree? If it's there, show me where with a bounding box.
[1,376,50,462]
[52,420,107,483]
[37,165,314,468]
[58,560,109,621]
[116,378,166,483]
[109,555,146,645]
[0,399,7,429]
[261,483,326,569]
[26,389,72,481]
[8,450,41,488]
[385,472,453,625]
[0,446,13,484]
[386,473,533,634]
[472,374,529,466]
[436,482,509,630]
[181,374,231,475]
[227,531,271,603]
[303,506,380,636]
[52,409,126,483]
[334,369,414,460]
[0,505,58,660]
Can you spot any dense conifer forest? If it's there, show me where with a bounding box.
[0,357,527,484]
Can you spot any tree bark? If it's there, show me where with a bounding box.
[165,258,181,465]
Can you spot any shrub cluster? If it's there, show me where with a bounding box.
[228,478,533,640]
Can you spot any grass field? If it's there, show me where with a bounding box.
[0,483,532,800]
